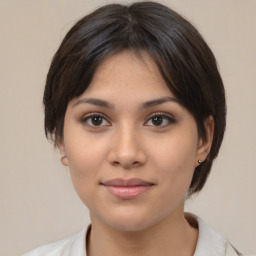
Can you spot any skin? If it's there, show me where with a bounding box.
[59,51,214,256]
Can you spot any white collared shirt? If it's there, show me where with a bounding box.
[22,213,253,256]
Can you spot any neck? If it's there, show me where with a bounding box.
[87,210,198,256]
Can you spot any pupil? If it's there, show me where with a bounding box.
[92,116,102,126]
[152,116,163,125]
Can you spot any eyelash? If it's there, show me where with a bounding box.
[80,112,110,129]
[80,112,176,129]
[146,112,176,128]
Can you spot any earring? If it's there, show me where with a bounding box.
[198,159,203,164]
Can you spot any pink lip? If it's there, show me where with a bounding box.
[101,178,154,199]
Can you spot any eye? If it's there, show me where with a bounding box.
[80,113,111,128]
[145,113,175,128]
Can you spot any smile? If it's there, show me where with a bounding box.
[100,178,154,199]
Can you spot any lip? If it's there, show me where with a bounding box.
[101,178,154,199]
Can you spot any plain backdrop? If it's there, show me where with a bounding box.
[0,1,255,255]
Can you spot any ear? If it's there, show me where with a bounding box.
[196,116,214,166]
[58,143,69,167]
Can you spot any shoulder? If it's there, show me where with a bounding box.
[21,226,87,256]
[185,213,252,256]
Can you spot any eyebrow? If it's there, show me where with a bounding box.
[72,96,179,109]
[140,96,179,109]
[72,98,115,109]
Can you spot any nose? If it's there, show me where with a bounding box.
[107,125,147,169]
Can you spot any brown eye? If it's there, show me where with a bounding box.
[152,116,164,126]
[145,113,175,127]
[81,114,110,128]
[91,116,103,126]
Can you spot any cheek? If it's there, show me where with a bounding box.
[64,131,109,195]
[151,132,198,191]
[66,146,105,208]
[152,132,197,166]
[65,125,107,170]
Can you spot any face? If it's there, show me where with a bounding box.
[60,51,212,231]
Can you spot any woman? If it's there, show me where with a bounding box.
[23,2,248,255]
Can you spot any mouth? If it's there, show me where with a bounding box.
[100,178,154,199]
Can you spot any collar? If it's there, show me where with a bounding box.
[185,212,237,256]
[80,213,239,256]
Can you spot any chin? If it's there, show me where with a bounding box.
[108,217,153,232]
[91,206,164,232]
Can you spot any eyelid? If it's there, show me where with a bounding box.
[79,111,175,128]
[80,112,111,128]
[144,112,176,127]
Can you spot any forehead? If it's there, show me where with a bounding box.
[81,50,174,99]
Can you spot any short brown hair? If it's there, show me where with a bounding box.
[43,1,226,196]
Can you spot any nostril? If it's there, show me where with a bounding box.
[107,146,147,168]
[111,160,142,168]
[113,161,120,166]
